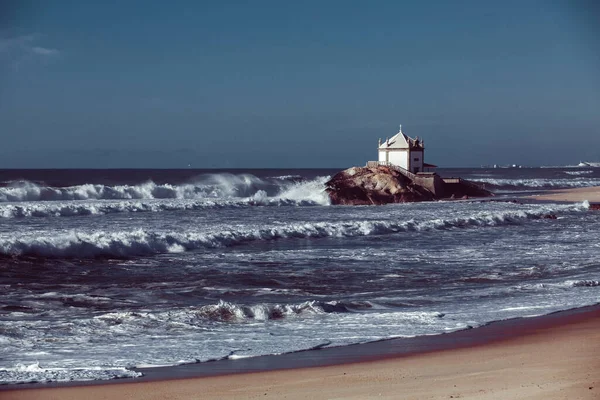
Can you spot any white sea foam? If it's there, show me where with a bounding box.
[93,300,372,328]
[0,362,141,384]
[508,277,600,292]
[472,177,600,189]
[568,279,600,287]
[0,202,587,258]
[193,299,373,321]
[0,199,232,218]
[0,175,330,204]
[0,300,452,384]
[0,177,331,218]
[563,170,593,176]
[275,176,330,205]
[267,175,305,181]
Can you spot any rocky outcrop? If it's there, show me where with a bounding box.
[326,166,435,205]
[326,166,493,205]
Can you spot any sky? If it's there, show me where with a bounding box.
[0,0,599,168]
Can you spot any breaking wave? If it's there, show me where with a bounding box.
[96,300,374,326]
[563,170,593,176]
[0,202,587,258]
[505,277,600,293]
[570,279,600,287]
[472,177,600,191]
[0,176,330,218]
[0,174,330,204]
[194,299,374,321]
[0,199,241,218]
[267,175,305,181]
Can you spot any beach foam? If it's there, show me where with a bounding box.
[0,362,141,385]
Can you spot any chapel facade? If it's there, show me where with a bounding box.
[377,125,426,173]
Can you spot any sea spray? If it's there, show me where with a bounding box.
[0,176,331,218]
[0,174,330,203]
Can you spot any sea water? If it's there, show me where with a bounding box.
[1,167,599,384]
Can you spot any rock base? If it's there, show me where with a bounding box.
[326,166,493,205]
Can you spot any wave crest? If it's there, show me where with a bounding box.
[472,177,600,191]
[191,300,373,322]
[570,280,600,287]
[0,202,587,258]
[0,174,331,204]
[563,170,593,176]
[0,176,331,218]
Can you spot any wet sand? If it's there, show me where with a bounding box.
[4,305,600,400]
[527,185,600,203]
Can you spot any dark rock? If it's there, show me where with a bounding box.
[325,166,493,205]
[543,214,557,219]
[590,204,600,211]
[442,180,493,199]
[325,166,435,205]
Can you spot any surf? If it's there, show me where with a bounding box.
[0,202,588,258]
[0,174,331,203]
[0,175,331,218]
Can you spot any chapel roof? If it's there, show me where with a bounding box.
[378,125,424,150]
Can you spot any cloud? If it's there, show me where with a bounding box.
[0,34,60,69]
[30,46,60,56]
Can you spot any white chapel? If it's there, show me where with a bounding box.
[378,125,434,174]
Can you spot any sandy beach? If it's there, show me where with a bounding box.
[527,185,600,203]
[4,305,599,400]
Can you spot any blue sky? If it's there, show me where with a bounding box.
[1,1,599,168]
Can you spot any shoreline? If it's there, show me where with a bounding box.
[4,303,600,399]
[524,185,600,203]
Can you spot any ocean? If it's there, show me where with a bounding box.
[1,167,599,385]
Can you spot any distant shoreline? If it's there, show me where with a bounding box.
[524,185,600,203]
